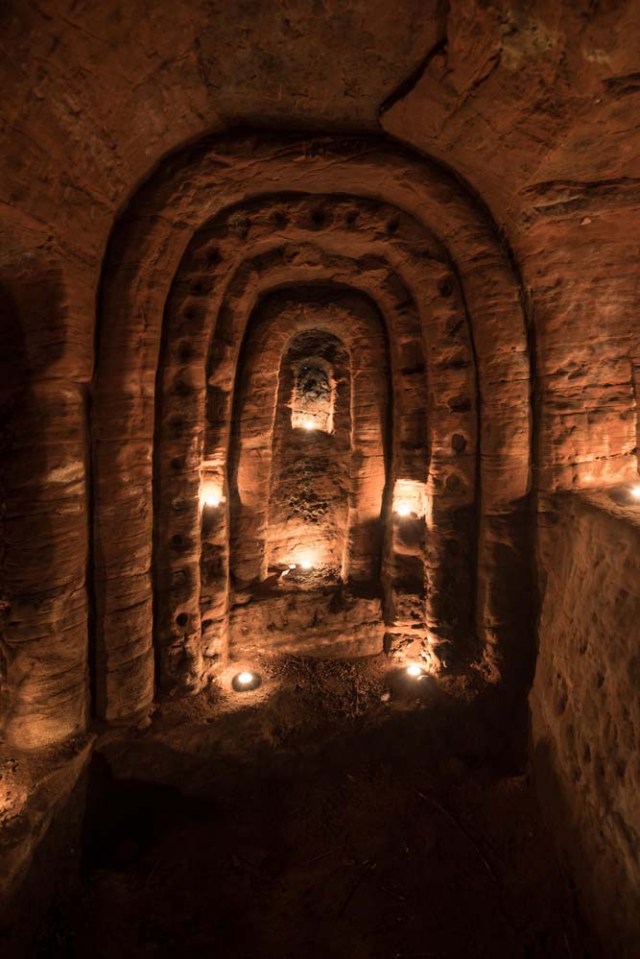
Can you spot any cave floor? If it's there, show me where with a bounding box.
[35,658,593,958]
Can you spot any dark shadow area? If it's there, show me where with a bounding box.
[24,662,597,959]
[0,266,72,742]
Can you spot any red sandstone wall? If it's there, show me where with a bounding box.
[1,3,639,942]
[531,492,640,955]
[1,0,639,749]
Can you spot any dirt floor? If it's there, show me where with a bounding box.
[28,657,595,958]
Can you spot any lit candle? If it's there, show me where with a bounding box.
[406,663,423,678]
[232,670,261,692]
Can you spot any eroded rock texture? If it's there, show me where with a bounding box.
[0,2,639,950]
[91,137,530,723]
[532,492,640,954]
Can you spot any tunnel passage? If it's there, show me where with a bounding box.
[89,135,532,727]
[226,286,391,661]
[151,192,480,695]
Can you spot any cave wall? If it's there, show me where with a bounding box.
[90,136,528,725]
[0,0,640,929]
[531,492,640,955]
[2,0,638,747]
[1,2,639,942]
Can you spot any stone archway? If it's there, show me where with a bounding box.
[93,134,532,725]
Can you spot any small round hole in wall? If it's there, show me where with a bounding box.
[177,340,194,362]
[175,613,188,627]
[386,216,400,236]
[438,277,454,297]
[204,246,221,268]
[272,210,288,229]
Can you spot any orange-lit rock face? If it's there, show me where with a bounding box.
[88,136,532,719]
[1,2,638,754]
[1,9,639,953]
[267,326,353,574]
[0,131,536,746]
[228,289,389,658]
[290,348,335,435]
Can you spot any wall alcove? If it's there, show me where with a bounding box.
[226,285,391,661]
[88,134,532,727]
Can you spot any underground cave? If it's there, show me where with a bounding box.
[1,2,640,957]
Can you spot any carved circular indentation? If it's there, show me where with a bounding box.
[451,433,467,453]
[445,473,462,492]
[177,340,194,362]
[203,246,221,268]
[310,206,328,229]
[175,612,188,627]
[171,534,184,548]
[386,216,400,236]
[271,210,288,229]
[438,276,454,297]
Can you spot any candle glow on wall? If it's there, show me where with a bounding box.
[393,479,426,519]
[200,477,224,509]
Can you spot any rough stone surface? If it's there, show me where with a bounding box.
[531,491,640,956]
[381,0,640,491]
[1,3,639,948]
[92,138,528,724]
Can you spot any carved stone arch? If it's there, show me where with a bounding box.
[94,134,531,725]
[156,233,475,693]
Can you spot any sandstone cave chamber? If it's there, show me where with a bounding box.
[1,3,639,957]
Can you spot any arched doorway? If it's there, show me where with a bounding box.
[93,135,532,724]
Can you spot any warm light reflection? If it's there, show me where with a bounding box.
[303,419,315,431]
[406,663,424,678]
[232,670,261,692]
[631,483,640,502]
[393,479,426,519]
[200,479,223,509]
[288,548,324,572]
